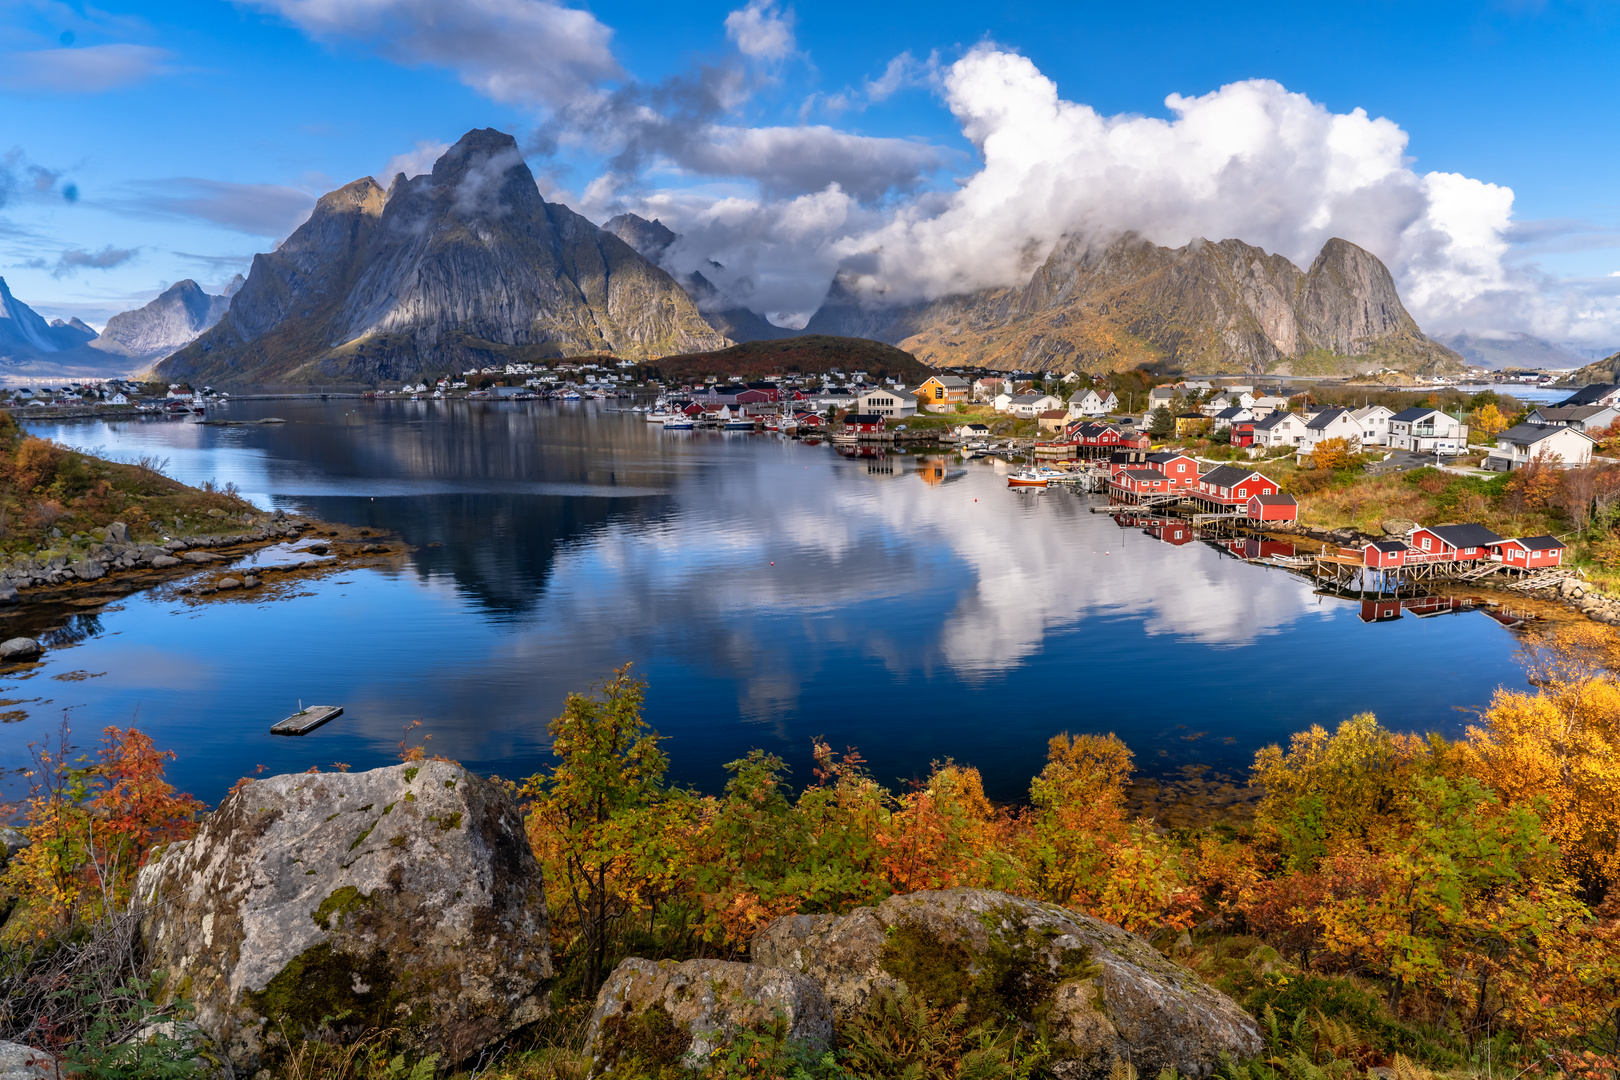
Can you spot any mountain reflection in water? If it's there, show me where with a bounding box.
[6,400,1531,806]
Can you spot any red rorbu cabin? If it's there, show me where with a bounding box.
[1408,524,1504,563]
[1197,466,1283,508]
[843,413,886,435]
[1362,540,1408,568]
[1145,452,1200,489]
[1492,535,1565,568]
[1245,493,1298,522]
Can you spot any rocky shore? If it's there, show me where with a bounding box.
[0,510,313,603]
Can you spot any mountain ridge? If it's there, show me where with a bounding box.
[159,130,729,385]
[91,276,242,363]
[805,233,1461,376]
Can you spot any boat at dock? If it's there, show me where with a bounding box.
[1007,468,1049,488]
[270,704,344,736]
[663,416,695,430]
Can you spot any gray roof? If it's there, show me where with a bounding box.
[1215,407,1246,419]
[1509,534,1566,551]
[1391,406,1441,422]
[1199,464,1266,487]
[1305,407,1352,430]
[1367,540,1408,552]
[1498,422,1589,445]
[1249,493,1297,506]
[1423,523,1505,548]
[1252,412,1294,430]
[1554,384,1620,407]
[1530,405,1613,423]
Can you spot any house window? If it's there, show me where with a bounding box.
[1421,537,1432,550]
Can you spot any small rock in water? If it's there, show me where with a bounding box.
[0,637,42,661]
[216,577,242,591]
[151,554,182,569]
[181,552,221,565]
[0,584,17,605]
[243,575,259,588]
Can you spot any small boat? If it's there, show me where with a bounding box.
[646,410,672,423]
[723,419,756,430]
[1007,468,1049,488]
[663,417,695,430]
[561,391,582,401]
[271,704,344,736]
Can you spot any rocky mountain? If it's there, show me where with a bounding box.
[91,276,243,363]
[602,212,798,343]
[161,130,729,385]
[805,233,1461,377]
[0,277,138,377]
[1560,350,1620,386]
[652,335,932,383]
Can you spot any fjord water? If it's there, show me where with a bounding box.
[7,400,1528,806]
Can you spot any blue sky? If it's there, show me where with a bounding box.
[3,0,1619,344]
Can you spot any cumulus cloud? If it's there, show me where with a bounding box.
[112,178,318,238]
[724,0,795,61]
[0,44,172,93]
[242,0,620,111]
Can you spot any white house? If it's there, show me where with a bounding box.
[855,387,917,418]
[1352,405,1395,447]
[1066,388,1118,418]
[974,377,1009,401]
[1003,393,1062,418]
[1248,395,1289,419]
[1388,408,1468,454]
[953,423,992,439]
[1251,411,1304,448]
[1486,423,1594,471]
[1526,404,1620,434]
[1552,384,1620,409]
[1210,406,1254,430]
[1297,407,1363,457]
[108,392,128,405]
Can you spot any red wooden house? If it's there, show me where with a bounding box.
[1145,452,1200,489]
[1408,524,1503,563]
[1491,535,1566,569]
[1195,465,1283,508]
[1362,540,1408,568]
[1111,468,1176,498]
[1229,421,1256,447]
[1246,493,1298,522]
[793,411,826,428]
[843,413,886,435]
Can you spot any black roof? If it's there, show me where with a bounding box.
[1253,412,1293,430]
[1423,523,1505,548]
[845,413,884,424]
[1199,464,1264,486]
[1512,534,1566,551]
[1391,406,1440,421]
[1367,539,1408,552]
[1120,468,1166,480]
[1249,493,1297,505]
[1146,450,1191,463]
[1554,384,1619,407]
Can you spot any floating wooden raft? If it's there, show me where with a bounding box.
[270,705,343,736]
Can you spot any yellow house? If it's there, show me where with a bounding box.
[915,375,970,406]
[1174,413,1210,438]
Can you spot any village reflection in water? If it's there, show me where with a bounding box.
[2,403,1535,806]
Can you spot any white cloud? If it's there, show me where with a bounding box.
[242,0,621,111]
[724,0,795,61]
[378,140,451,184]
[0,44,172,93]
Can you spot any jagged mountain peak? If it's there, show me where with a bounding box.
[91,276,238,363]
[158,128,728,384]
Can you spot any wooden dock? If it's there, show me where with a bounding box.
[271,705,343,736]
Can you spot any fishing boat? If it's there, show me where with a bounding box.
[1007,468,1049,488]
[663,416,695,430]
[561,390,582,400]
[723,418,756,430]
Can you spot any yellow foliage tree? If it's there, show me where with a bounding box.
[1308,436,1363,471]
[1463,626,1620,891]
[1469,403,1509,439]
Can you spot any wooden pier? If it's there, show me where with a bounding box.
[271,705,343,736]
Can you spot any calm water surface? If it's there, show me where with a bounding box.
[4,399,1531,805]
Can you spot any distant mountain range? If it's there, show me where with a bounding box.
[158,129,727,385]
[606,216,1459,378]
[91,276,242,364]
[0,275,242,379]
[1433,331,1617,371]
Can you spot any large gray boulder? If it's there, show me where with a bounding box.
[751,888,1260,1080]
[586,958,832,1072]
[136,760,552,1072]
[0,1041,54,1080]
[0,638,40,662]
